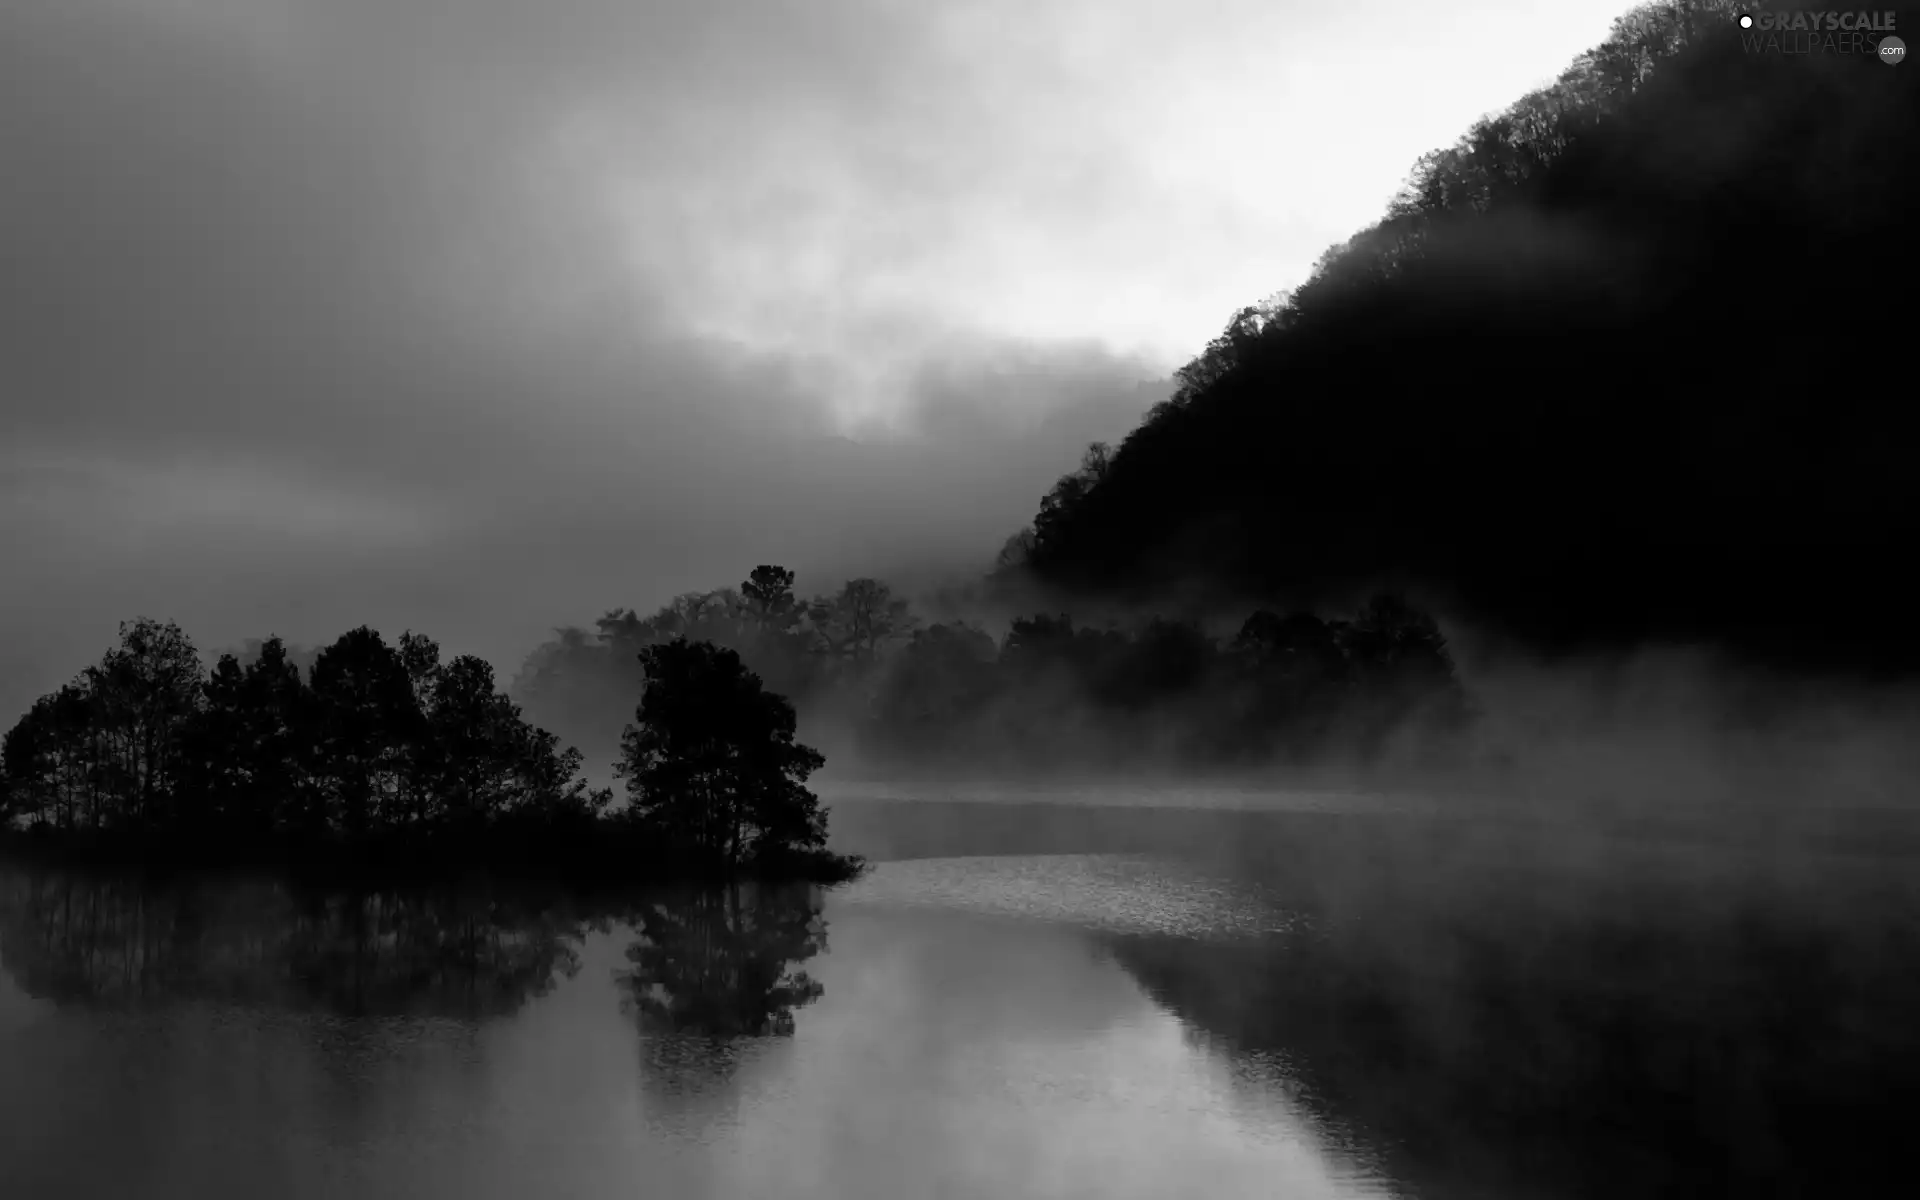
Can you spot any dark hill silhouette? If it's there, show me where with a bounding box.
[1010,0,1920,674]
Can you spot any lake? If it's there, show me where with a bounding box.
[4,795,1918,1199]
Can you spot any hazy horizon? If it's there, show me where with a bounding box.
[1,0,1636,718]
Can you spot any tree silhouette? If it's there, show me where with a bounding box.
[1011,0,1920,673]
[510,566,834,775]
[182,637,315,836]
[307,627,422,838]
[741,565,800,633]
[84,618,203,831]
[615,640,830,872]
[993,527,1038,574]
[808,578,918,670]
[863,622,1002,763]
[1,617,616,862]
[0,686,93,830]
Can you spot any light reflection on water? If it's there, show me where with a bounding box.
[0,854,1394,1200]
[14,817,1913,1200]
[836,853,1314,938]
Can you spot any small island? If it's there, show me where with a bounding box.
[0,617,864,886]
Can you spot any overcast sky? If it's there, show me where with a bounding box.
[2,0,1631,710]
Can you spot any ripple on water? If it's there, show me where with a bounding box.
[834,855,1311,940]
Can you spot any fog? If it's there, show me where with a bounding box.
[0,0,1633,720]
[6,5,1919,1197]
[7,0,1916,830]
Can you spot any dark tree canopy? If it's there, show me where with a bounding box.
[504,563,1476,782]
[508,565,901,778]
[1,619,611,858]
[857,594,1474,775]
[616,639,830,871]
[1007,0,1920,674]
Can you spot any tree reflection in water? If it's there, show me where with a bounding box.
[1103,858,1920,1200]
[0,862,605,1021]
[612,883,828,1122]
[0,862,832,1043]
[615,883,827,1038]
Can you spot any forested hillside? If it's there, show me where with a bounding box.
[1008,0,1918,672]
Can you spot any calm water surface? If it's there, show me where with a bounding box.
[5,802,1919,1199]
[0,852,1392,1200]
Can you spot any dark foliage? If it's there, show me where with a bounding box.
[0,617,859,884]
[0,619,607,845]
[614,639,833,872]
[508,567,916,774]
[508,565,1472,781]
[860,594,1474,774]
[1008,0,1920,674]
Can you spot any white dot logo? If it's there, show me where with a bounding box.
[1882,35,1907,64]
[1738,12,1754,28]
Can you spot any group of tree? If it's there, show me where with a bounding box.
[0,616,855,881]
[515,565,1474,778]
[862,593,1473,772]
[511,567,921,770]
[999,0,1920,674]
[0,618,609,847]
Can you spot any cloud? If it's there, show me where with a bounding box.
[0,0,1629,715]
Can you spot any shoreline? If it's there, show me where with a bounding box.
[0,826,866,889]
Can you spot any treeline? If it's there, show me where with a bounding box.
[511,566,921,769]
[1002,0,1920,672]
[513,566,1474,776]
[866,595,1471,771]
[1,617,858,882]
[0,617,610,847]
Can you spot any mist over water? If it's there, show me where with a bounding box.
[8,798,1918,1200]
[6,0,1920,1195]
[0,857,1394,1200]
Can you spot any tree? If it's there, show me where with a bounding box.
[0,692,70,829]
[6,616,610,857]
[225,637,321,679]
[1233,611,1346,673]
[180,653,257,833]
[1012,1,1920,672]
[509,623,635,776]
[238,636,321,834]
[1338,594,1460,693]
[808,578,917,669]
[421,655,516,828]
[992,526,1038,575]
[738,565,818,699]
[393,630,447,825]
[1032,442,1115,552]
[1225,611,1352,759]
[615,639,829,872]
[84,618,204,830]
[862,622,1002,763]
[307,627,421,838]
[741,565,799,632]
[1111,618,1216,708]
[1336,595,1473,746]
